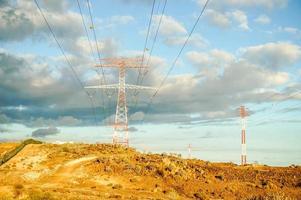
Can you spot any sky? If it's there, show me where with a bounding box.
[0,0,301,166]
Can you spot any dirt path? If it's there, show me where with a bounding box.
[42,155,98,184]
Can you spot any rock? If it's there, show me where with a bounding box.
[193,191,207,200]
[246,182,256,188]
[134,165,142,174]
[156,169,164,177]
[195,168,205,175]
[130,177,138,183]
[105,166,113,173]
[112,184,123,189]
[124,164,135,172]
[152,188,160,193]
[215,175,224,181]
[163,158,171,166]
[261,179,268,187]
[109,194,122,198]
[145,164,153,171]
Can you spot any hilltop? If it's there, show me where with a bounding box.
[0,142,300,200]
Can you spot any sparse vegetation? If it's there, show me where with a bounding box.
[0,139,42,166]
[14,183,24,197]
[244,193,295,200]
[27,190,55,200]
[0,142,300,199]
[61,146,70,153]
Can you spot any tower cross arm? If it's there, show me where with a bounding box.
[85,84,156,90]
[95,64,147,68]
[124,84,156,90]
[95,57,148,68]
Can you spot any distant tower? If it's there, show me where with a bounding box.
[85,57,154,146]
[188,144,192,159]
[239,106,248,165]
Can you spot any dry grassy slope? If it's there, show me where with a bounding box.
[0,143,19,157]
[0,143,300,200]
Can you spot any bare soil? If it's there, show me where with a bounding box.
[0,143,300,200]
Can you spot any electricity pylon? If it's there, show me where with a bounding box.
[85,57,154,146]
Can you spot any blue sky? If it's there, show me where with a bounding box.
[0,0,301,166]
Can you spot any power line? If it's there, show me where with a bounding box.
[131,0,168,115]
[132,0,156,98]
[76,0,96,62]
[142,0,210,123]
[86,0,117,125]
[76,0,108,125]
[144,0,167,75]
[34,0,97,125]
[86,0,113,98]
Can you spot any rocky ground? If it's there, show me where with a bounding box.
[0,142,300,200]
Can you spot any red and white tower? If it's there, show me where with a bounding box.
[85,57,154,146]
[239,106,248,165]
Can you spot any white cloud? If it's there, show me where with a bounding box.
[186,49,235,68]
[110,15,135,25]
[205,9,231,28]
[0,0,118,59]
[254,14,271,25]
[198,0,288,10]
[153,15,187,36]
[282,27,299,34]
[0,0,86,48]
[99,15,135,29]
[29,116,83,127]
[40,0,69,13]
[186,49,236,79]
[241,42,301,69]
[151,15,209,48]
[151,58,292,120]
[276,26,301,40]
[186,51,210,66]
[164,34,209,48]
[230,10,250,31]
[277,26,301,36]
[204,9,249,31]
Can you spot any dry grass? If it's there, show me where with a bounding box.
[0,143,300,199]
[244,192,296,200]
[27,190,55,200]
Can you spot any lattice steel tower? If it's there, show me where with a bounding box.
[86,57,154,146]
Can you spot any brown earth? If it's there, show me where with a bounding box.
[0,142,300,200]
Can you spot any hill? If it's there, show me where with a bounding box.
[0,142,300,200]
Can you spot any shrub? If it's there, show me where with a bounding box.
[61,146,70,153]
[14,183,24,197]
[27,190,55,200]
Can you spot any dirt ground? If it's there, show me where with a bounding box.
[0,143,300,200]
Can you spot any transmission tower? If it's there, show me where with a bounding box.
[239,106,248,165]
[85,57,154,146]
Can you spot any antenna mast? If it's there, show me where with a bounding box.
[239,106,248,165]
